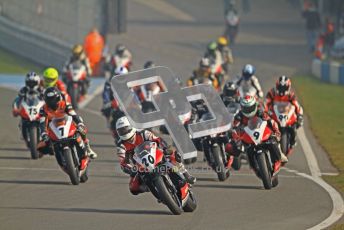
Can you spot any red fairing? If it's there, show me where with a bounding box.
[19,107,30,120]
[215,65,223,74]
[287,113,297,126]
[180,183,189,200]
[241,132,255,144]
[154,148,164,166]
[68,123,77,137]
[262,126,272,141]
[47,128,59,141]
[80,71,87,80]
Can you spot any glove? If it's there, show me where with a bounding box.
[77,123,87,136]
[102,102,112,110]
[41,132,50,143]
[12,110,19,117]
[297,115,304,128]
[164,145,176,156]
[270,134,280,143]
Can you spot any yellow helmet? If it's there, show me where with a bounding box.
[72,44,83,56]
[43,67,59,88]
[217,36,229,46]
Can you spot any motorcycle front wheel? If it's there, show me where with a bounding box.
[63,147,80,185]
[256,153,272,189]
[28,126,39,159]
[154,176,182,215]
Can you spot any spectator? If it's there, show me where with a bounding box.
[83,27,105,76]
[324,18,335,55]
[302,1,321,52]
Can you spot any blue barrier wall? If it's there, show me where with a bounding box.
[312,59,344,85]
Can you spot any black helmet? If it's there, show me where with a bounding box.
[116,44,126,56]
[44,87,62,111]
[144,61,155,69]
[223,81,237,97]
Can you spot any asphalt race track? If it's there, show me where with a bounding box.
[0,1,341,229]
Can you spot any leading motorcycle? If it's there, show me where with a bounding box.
[133,141,197,215]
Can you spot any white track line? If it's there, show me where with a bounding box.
[82,105,344,228]
[79,85,103,109]
[298,127,344,229]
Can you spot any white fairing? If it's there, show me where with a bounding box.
[273,102,295,127]
[115,55,130,68]
[49,116,73,139]
[21,99,44,121]
[244,118,267,145]
[71,65,86,81]
[238,83,257,98]
[133,142,157,172]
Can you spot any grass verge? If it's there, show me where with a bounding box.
[293,75,344,227]
[0,48,42,74]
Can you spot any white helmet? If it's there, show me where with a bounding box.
[114,66,129,76]
[25,72,41,90]
[116,116,136,141]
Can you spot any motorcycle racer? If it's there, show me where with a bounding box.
[38,87,97,159]
[217,36,234,75]
[104,44,132,78]
[12,72,43,117]
[221,81,240,107]
[225,95,288,172]
[115,116,196,195]
[63,44,92,77]
[236,64,264,99]
[264,75,304,147]
[187,57,219,90]
[101,66,128,128]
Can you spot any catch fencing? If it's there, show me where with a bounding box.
[0,0,108,68]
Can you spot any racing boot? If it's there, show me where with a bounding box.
[85,142,98,159]
[280,152,288,164]
[183,171,196,185]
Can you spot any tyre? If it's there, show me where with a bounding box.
[63,148,80,185]
[272,175,279,188]
[183,191,197,212]
[280,132,288,155]
[256,153,272,189]
[80,167,89,183]
[154,176,182,215]
[28,126,39,160]
[212,144,228,181]
[69,85,79,110]
[232,155,242,171]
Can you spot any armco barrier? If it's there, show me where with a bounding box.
[312,59,344,85]
[0,16,71,69]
